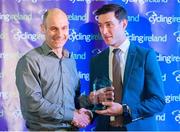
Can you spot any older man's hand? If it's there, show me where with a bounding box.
[71,108,92,128]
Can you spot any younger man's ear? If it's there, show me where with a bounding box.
[122,19,128,29]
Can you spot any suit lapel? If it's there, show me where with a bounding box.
[123,44,137,91]
[99,48,109,75]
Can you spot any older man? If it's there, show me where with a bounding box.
[16,8,91,131]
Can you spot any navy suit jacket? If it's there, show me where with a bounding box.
[90,43,165,131]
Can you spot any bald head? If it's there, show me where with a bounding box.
[43,8,68,25]
[41,8,69,50]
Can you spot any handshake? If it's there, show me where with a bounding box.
[72,87,114,128]
[71,108,92,128]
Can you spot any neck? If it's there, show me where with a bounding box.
[112,37,127,48]
[52,48,63,58]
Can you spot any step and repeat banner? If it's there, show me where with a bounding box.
[0,0,179,131]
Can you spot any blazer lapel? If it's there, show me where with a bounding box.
[123,44,137,92]
[101,48,110,78]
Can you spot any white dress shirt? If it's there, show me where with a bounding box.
[109,39,130,83]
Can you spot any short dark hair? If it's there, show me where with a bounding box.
[94,4,127,21]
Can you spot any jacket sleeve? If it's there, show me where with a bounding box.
[130,49,166,122]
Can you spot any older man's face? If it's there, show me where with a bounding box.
[41,9,69,49]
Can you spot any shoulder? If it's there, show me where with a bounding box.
[17,46,43,66]
[25,46,43,59]
[67,57,76,66]
[91,48,109,62]
[66,49,76,64]
[130,43,156,56]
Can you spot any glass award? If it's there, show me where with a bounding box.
[92,77,112,111]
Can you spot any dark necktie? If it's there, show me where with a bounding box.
[112,49,122,102]
[110,48,123,127]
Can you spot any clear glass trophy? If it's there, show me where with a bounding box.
[92,77,112,111]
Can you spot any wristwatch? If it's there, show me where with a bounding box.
[122,104,132,124]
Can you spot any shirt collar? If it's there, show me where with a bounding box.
[41,42,70,58]
[110,39,130,54]
[41,42,52,55]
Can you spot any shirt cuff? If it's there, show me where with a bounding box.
[63,109,74,121]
